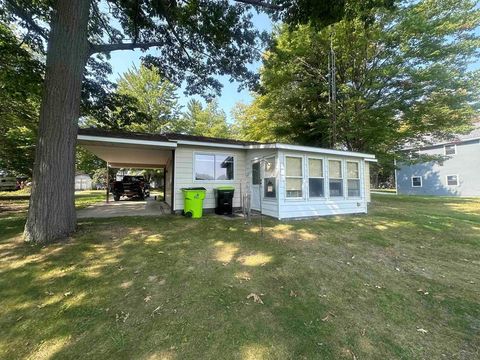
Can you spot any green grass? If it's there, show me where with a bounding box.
[0,195,479,359]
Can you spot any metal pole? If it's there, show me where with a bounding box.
[106,162,109,203]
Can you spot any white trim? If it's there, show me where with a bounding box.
[411,176,422,187]
[328,159,344,198]
[246,143,375,159]
[307,156,326,199]
[285,155,304,199]
[77,134,177,148]
[175,139,245,149]
[444,144,457,156]
[446,174,459,186]
[192,152,236,183]
[346,160,361,198]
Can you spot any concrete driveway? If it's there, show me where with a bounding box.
[77,197,170,219]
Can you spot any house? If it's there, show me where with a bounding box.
[75,173,93,191]
[396,123,480,196]
[77,128,377,219]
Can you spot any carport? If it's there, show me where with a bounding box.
[77,128,176,215]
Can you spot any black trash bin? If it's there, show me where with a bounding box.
[214,186,235,215]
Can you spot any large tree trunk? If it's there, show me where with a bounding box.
[24,0,91,244]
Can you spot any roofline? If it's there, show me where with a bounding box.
[77,134,177,148]
[402,136,480,151]
[174,139,246,149]
[246,143,376,159]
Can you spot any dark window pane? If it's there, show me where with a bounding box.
[216,155,234,180]
[252,162,260,185]
[412,177,422,187]
[445,145,456,155]
[195,154,215,180]
[264,177,276,198]
[309,178,324,197]
[447,175,458,186]
[329,179,343,197]
[347,179,360,197]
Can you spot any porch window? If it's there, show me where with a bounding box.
[308,158,324,197]
[195,154,234,180]
[286,156,303,198]
[328,160,343,197]
[264,156,276,198]
[347,161,360,197]
[252,162,261,185]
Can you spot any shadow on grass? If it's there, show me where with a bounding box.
[0,195,479,359]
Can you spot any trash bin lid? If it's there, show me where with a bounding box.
[215,186,235,190]
[182,187,207,191]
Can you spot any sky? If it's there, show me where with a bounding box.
[107,12,274,123]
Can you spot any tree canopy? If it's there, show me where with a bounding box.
[233,0,480,167]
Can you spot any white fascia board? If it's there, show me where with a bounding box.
[402,137,480,151]
[246,143,376,160]
[174,140,246,149]
[77,134,177,148]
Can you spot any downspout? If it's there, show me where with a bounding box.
[170,149,175,214]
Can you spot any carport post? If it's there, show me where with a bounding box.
[106,162,109,203]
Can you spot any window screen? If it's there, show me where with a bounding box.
[328,160,343,197]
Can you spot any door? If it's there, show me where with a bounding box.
[251,161,261,210]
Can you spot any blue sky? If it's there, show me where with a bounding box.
[108,12,274,122]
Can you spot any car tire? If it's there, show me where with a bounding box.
[114,194,120,201]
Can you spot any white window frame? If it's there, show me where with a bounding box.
[307,156,325,199]
[411,176,422,187]
[263,156,277,200]
[444,144,456,156]
[446,174,459,186]
[193,152,235,182]
[285,155,304,199]
[328,159,344,198]
[346,160,361,198]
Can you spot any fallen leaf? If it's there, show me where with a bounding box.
[290,290,298,297]
[417,328,428,334]
[45,291,54,296]
[246,293,264,304]
[144,295,152,303]
[64,291,72,297]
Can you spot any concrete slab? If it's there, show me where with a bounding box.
[77,197,170,219]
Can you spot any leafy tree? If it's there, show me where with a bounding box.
[231,98,279,142]
[236,0,479,168]
[116,65,183,133]
[0,23,43,177]
[75,146,105,177]
[2,0,365,243]
[181,99,231,138]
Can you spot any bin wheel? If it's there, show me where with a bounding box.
[184,211,193,218]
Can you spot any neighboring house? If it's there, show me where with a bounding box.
[75,173,93,191]
[396,123,480,196]
[78,128,376,219]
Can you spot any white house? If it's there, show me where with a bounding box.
[78,128,376,219]
[75,173,92,191]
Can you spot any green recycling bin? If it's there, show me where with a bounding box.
[182,187,207,218]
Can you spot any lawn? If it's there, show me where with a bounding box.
[0,195,479,359]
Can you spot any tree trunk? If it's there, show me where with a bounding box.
[24,0,91,244]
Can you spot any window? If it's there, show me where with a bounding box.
[195,154,234,180]
[347,161,360,197]
[264,157,276,198]
[252,162,260,185]
[411,176,422,187]
[286,156,303,198]
[444,144,456,156]
[328,160,343,197]
[446,175,459,186]
[308,158,324,197]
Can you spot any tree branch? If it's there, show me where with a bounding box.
[234,0,282,11]
[89,41,164,55]
[6,0,48,39]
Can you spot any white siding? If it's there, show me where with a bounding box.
[245,149,279,218]
[364,161,371,202]
[277,150,368,219]
[173,145,246,211]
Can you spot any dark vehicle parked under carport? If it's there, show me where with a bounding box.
[111,176,150,201]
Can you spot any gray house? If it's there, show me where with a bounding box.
[396,123,480,196]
